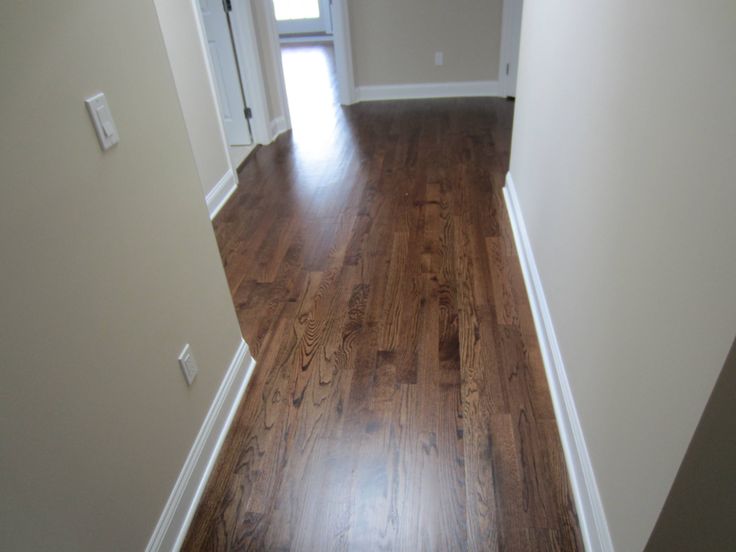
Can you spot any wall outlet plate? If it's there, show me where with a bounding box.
[434,51,444,66]
[84,92,119,151]
[178,344,199,386]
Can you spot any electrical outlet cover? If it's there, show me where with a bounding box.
[178,344,198,386]
[84,92,119,151]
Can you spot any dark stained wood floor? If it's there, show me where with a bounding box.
[183,44,582,551]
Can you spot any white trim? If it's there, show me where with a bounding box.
[503,173,614,552]
[229,0,272,145]
[355,80,502,102]
[187,0,239,172]
[499,0,524,97]
[269,116,289,142]
[146,338,256,552]
[205,169,237,220]
[331,0,356,105]
[228,143,256,171]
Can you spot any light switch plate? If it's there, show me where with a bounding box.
[84,92,119,151]
[178,344,199,386]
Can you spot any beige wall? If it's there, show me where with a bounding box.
[0,1,243,550]
[509,1,736,550]
[154,0,233,197]
[348,0,502,86]
[646,338,736,551]
[251,0,286,124]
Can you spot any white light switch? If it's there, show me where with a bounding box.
[84,92,119,151]
[434,51,444,66]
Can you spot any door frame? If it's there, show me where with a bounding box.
[499,0,524,97]
[190,0,283,146]
[331,0,356,105]
[224,0,356,144]
[226,0,276,144]
[195,0,253,146]
[191,0,356,146]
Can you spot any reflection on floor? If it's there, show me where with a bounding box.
[280,42,340,145]
[184,43,584,551]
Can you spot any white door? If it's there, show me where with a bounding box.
[198,0,251,145]
[272,0,332,36]
[501,0,523,97]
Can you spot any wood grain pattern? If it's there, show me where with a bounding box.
[183,44,582,552]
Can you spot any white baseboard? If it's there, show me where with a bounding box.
[503,173,614,552]
[355,80,502,102]
[205,169,237,220]
[269,115,289,143]
[146,338,256,552]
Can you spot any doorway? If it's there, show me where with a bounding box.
[270,0,352,140]
[273,0,338,134]
[197,0,254,167]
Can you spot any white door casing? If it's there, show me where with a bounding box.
[330,0,355,105]
[198,0,251,145]
[500,0,524,97]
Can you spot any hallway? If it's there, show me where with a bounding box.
[183,44,582,551]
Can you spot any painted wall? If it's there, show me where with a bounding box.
[348,0,503,86]
[154,0,233,198]
[646,338,736,551]
[509,1,736,550]
[0,1,243,550]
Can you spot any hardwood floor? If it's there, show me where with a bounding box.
[183,44,582,551]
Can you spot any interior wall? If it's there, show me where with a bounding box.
[348,0,502,86]
[645,337,736,551]
[154,0,233,197]
[508,1,736,550]
[0,1,243,550]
